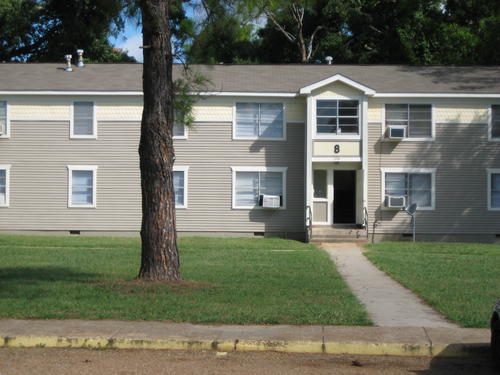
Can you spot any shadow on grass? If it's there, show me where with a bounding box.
[0,267,99,299]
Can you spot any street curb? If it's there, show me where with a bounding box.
[0,334,490,357]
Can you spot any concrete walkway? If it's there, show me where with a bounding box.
[323,243,458,328]
[0,319,488,357]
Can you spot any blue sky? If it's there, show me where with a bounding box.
[109,19,143,62]
[109,5,200,63]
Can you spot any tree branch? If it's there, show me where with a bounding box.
[307,25,323,60]
[265,9,296,42]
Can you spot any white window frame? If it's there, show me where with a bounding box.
[313,97,362,140]
[173,166,189,209]
[488,105,500,142]
[0,100,10,139]
[0,164,11,207]
[70,101,97,139]
[231,166,287,209]
[67,165,98,208]
[380,168,436,210]
[232,101,287,141]
[173,123,188,140]
[382,103,435,141]
[487,168,500,210]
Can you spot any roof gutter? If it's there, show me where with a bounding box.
[1,91,500,99]
[0,91,299,98]
[373,93,500,98]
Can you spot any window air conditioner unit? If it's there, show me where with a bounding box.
[387,126,406,140]
[259,194,282,208]
[386,195,406,208]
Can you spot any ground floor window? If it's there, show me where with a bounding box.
[231,167,287,209]
[173,166,188,208]
[0,165,10,207]
[67,166,97,208]
[488,169,500,210]
[381,168,435,209]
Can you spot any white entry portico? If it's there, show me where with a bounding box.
[302,74,372,230]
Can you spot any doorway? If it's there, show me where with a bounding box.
[333,170,356,223]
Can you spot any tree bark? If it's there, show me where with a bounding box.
[137,0,181,281]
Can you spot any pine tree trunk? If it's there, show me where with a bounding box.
[137,0,181,281]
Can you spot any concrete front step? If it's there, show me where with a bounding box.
[311,226,368,242]
[312,238,369,243]
[312,226,365,235]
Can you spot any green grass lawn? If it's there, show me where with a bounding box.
[364,242,500,328]
[0,235,370,325]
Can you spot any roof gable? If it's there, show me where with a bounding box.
[299,73,376,95]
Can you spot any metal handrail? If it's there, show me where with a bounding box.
[363,206,369,239]
[306,205,313,242]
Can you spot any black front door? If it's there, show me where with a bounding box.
[333,170,356,223]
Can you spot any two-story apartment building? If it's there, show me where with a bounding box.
[1,63,500,242]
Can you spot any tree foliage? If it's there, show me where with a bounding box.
[187,0,500,65]
[0,0,135,62]
[186,0,258,63]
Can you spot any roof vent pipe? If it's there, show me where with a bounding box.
[76,49,84,67]
[325,56,333,65]
[64,54,73,72]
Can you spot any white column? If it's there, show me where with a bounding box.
[362,96,369,212]
[305,95,314,222]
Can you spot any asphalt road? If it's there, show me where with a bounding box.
[0,348,497,375]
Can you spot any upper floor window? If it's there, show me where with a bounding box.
[490,105,500,140]
[0,101,9,138]
[0,165,10,207]
[68,166,97,208]
[173,123,186,138]
[385,104,432,139]
[316,100,359,135]
[382,169,435,210]
[173,167,188,208]
[235,103,284,140]
[72,101,96,139]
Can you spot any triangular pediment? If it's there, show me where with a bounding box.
[299,73,376,95]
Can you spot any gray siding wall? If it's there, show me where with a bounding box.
[368,121,500,234]
[175,122,305,233]
[0,120,305,234]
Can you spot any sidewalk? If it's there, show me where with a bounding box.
[0,319,489,358]
[323,243,458,328]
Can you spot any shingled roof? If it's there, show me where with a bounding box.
[1,63,500,94]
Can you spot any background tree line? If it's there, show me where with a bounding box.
[2,0,500,65]
[188,0,500,65]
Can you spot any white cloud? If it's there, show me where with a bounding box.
[118,34,143,63]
